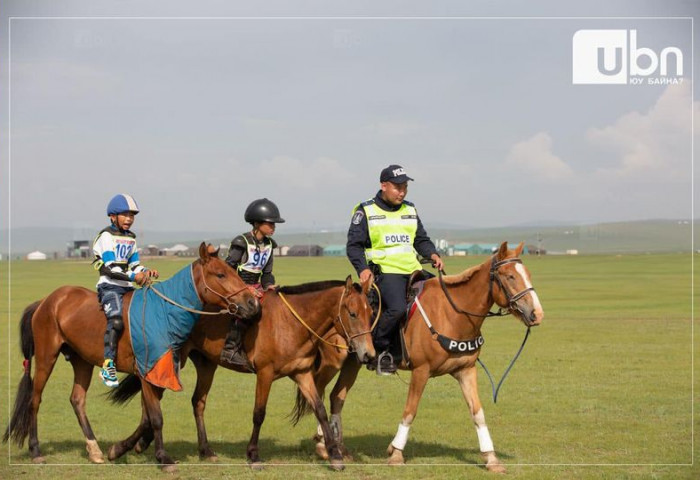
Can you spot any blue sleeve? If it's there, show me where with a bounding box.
[101,251,116,265]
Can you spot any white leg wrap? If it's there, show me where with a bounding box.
[473,408,494,452]
[390,423,411,451]
[317,423,324,438]
[476,425,494,453]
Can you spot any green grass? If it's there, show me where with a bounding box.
[1,254,697,479]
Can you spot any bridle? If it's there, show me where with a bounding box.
[198,262,254,316]
[332,284,381,350]
[439,255,536,324]
[488,257,536,323]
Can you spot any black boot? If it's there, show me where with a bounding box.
[220,321,249,367]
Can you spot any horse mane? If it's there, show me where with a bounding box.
[277,280,360,295]
[441,264,483,286]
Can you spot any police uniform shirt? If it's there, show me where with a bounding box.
[346,191,438,276]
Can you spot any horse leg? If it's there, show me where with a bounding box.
[68,357,104,464]
[27,341,62,463]
[294,371,344,471]
[140,382,176,472]
[316,358,361,461]
[246,369,273,468]
[453,367,505,473]
[134,410,153,453]
[108,396,152,461]
[190,352,219,461]
[386,366,431,465]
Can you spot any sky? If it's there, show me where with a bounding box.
[1,0,698,241]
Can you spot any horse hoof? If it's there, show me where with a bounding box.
[32,456,46,465]
[107,445,118,461]
[249,461,265,471]
[329,458,345,471]
[315,442,329,460]
[486,461,507,474]
[202,454,219,463]
[387,446,404,466]
[86,440,105,464]
[161,464,178,474]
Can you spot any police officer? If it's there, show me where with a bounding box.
[347,165,444,375]
[220,198,284,366]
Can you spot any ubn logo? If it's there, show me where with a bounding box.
[572,29,683,84]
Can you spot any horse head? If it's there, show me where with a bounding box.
[195,242,261,320]
[333,275,376,365]
[490,241,544,327]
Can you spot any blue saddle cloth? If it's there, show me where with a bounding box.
[128,265,203,391]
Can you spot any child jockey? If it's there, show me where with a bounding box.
[93,194,159,387]
[221,198,284,366]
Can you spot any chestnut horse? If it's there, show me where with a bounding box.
[295,242,544,472]
[3,243,260,472]
[108,276,376,470]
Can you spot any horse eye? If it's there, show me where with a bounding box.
[216,273,226,279]
[349,311,357,319]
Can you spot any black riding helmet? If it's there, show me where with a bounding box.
[244,198,286,224]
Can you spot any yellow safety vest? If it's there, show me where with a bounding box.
[356,200,421,275]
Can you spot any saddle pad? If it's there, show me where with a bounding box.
[128,265,202,391]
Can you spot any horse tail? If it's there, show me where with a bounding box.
[289,352,324,426]
[3,300,41,446]
[107,373,142,405]
[289,386,316,426]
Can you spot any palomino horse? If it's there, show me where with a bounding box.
[3,243,260,472]
[108,276,376,470]
[294,241,544,472]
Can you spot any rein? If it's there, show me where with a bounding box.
[277,283,382,351]
[478,327,531,403]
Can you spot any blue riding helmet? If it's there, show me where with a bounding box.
[107,194,140,216]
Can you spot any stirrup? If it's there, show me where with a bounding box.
[376,351,397,376]
[220,348,249,367]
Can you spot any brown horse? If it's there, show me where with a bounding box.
[295,241,544,472]
[3,243,260,472]
[108,276,376,470]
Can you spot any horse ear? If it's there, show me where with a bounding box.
[514,241,524,256]
[496,241,508,260]
[345,275,353,293]
[206,244,219,257]
[360,276,371,295]
[198,242,209,263]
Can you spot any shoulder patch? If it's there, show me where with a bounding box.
[230,234,248,250]
[352,210,365,225]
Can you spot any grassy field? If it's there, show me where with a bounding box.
[0,253,697,479]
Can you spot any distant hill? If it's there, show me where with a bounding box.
[0,219,694,258]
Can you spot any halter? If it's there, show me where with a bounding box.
[278,283,381,351]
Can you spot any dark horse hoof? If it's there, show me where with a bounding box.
[107,444,120,461]
[330,457,345,471]
[249,461,265,471]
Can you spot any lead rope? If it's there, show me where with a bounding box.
[144,281,235,316]
[277,283,382,350]
[278,292,350,350]
[478,326,531,403]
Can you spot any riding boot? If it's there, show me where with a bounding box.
[220,321,249,367]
